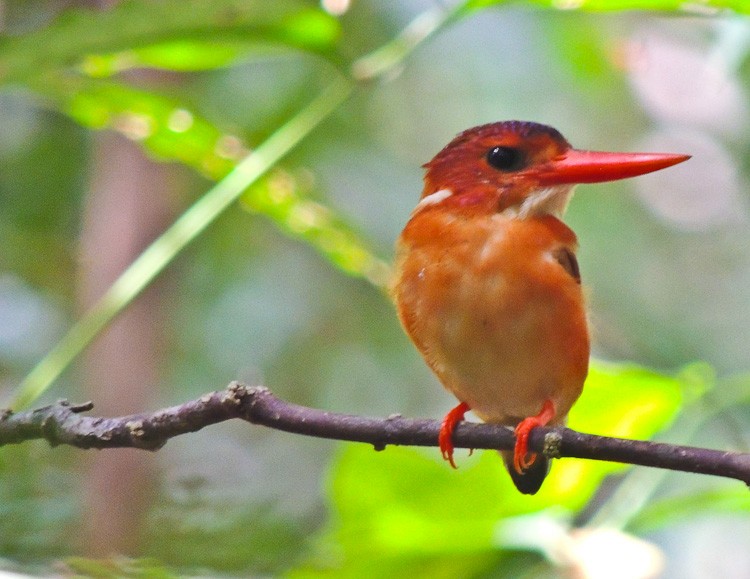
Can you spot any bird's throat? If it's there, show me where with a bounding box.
[510,184,575,220]
[414,184,576,221]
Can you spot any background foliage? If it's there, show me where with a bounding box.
[1,0,750,577]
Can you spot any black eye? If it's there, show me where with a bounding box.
[486,146,525,171]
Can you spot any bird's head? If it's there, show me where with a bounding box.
[419,121,689,219]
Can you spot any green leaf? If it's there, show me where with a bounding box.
[300,362,702,574]
[296,445,504,578]
[568,362,687,439]
[80,41,252,76]
[0,0,340,84]
[50,78,236,176]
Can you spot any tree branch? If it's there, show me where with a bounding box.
[2,382,749,486]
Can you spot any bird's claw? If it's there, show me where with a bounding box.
[513,399,556,474]
[439,402,470,469]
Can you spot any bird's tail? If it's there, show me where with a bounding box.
[500,450,550,495]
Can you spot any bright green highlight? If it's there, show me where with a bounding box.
[59,79,238,177]
[0,0,339,84]
[80,41,249,76]
[568,362,686,438]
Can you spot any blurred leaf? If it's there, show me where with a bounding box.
[295,445,505,578]
[47,77,240,178]
[630,487,750,533]
[82,40,291,76]
[64,556,177,578]
[290,547,499,579]
[0,0,340,84]
[297,362,701,575]
[144,499,308,573]
[81,41,247,76]
[541,14,621,88]
[41,76,390,287]
[0,445,78,561]
[462,0,749,13]
[568,362,688,439]
[240,170,392,288]
[0,104,85,295]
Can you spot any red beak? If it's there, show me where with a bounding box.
[536,149,691,186]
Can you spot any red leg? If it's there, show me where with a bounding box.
[439,402,470,469]
[513,399,555,474]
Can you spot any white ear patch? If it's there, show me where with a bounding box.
[415,188,453,210]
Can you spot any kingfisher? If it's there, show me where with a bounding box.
[392,121,689,494]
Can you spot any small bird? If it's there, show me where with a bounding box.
[392,121,689,494]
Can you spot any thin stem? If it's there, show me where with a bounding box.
[9,76,352,410]
[351,2,466,81]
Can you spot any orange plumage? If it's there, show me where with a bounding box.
[392,121,688,494]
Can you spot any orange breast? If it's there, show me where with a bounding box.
[393,210,589,424]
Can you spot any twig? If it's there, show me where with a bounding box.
[1,383,749,486]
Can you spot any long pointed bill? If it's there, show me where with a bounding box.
[536,149,690,186]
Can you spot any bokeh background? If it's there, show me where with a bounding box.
[0,0,749,577]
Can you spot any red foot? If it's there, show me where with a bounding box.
[513,399,555,474]
[439,402,470,469]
